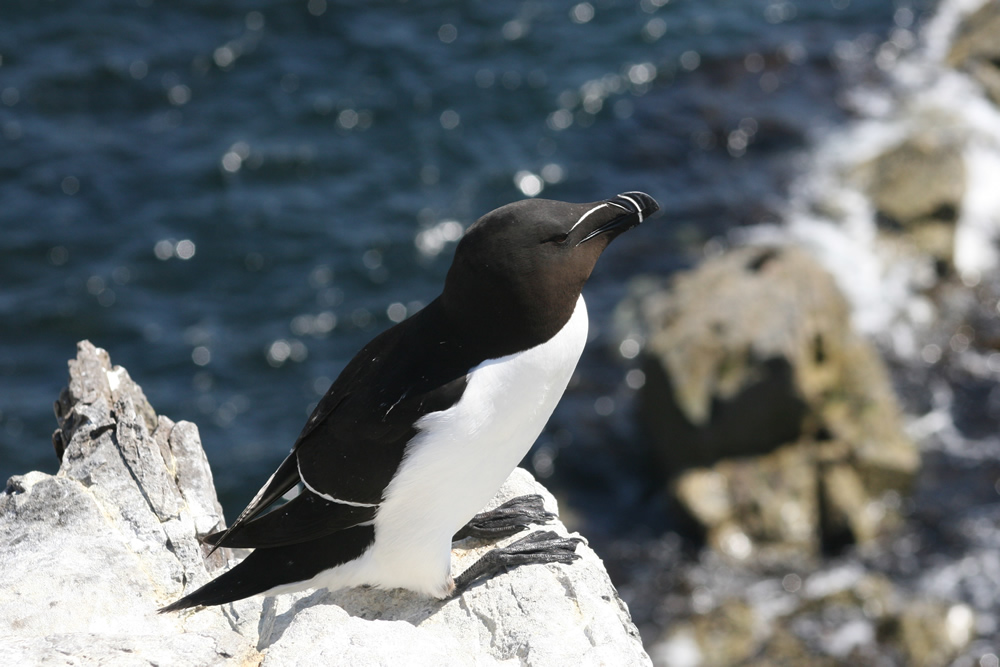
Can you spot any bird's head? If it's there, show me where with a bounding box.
[442,192,659,351]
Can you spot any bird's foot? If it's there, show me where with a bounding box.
[452,530,582,594]
[452,494,555,542]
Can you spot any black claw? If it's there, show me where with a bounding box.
[453,494,555,542]
[453,530,583,594]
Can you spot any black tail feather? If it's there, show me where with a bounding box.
[159,524,376,613]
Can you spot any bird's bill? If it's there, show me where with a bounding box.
[576,191,660,245]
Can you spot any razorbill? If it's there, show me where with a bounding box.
[160,191,659,612]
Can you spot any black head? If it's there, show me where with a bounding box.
[441,192,659,355]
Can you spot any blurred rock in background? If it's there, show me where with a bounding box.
[629,245,918,560]
[948,0,1000,105]
[860,129,965,270]
[611,3,1000,665]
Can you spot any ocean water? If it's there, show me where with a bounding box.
[1,0,914,530]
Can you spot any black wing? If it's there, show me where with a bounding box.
[207,298,483,550]
[289,297,476,505]
[202,491,376,549]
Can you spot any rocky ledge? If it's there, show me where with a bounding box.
[0,341,650,666]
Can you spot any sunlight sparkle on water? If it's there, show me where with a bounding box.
[415,220,464,258]
[515,171,543,197]
[154,239,196,260]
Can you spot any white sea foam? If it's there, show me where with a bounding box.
[745,0,1000,345]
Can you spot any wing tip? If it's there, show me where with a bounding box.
[199,528,225,553]
[157,596,200,614]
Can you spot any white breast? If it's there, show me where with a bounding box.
[313,295,589,598]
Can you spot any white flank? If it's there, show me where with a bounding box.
[305,295,590,598]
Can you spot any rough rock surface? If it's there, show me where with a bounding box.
[1,341,252,665]
[0,341,650,666]
[631,246,919,558]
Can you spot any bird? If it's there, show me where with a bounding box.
[160,191,659,612]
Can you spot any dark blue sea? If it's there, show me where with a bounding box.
[1,0,917,540]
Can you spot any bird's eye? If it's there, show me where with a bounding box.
[543,233,569,245]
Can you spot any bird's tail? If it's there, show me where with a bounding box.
[159,524,375,612]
